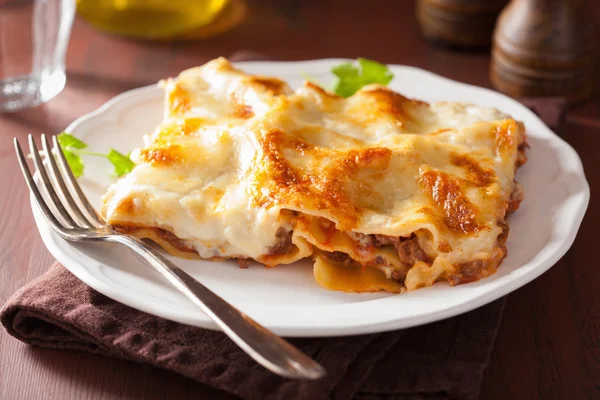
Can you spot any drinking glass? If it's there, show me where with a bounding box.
[0,0,75,112]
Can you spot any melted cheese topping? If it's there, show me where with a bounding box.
[102,58,526,292]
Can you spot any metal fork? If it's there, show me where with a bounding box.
[15,133,326,380]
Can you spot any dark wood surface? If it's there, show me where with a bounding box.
[1,1,599,398]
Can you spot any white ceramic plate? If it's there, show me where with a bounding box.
[31,60,589,337]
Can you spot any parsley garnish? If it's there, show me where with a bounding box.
[107,149,135,177]
[331,58,394,97]
[57,132,135,178]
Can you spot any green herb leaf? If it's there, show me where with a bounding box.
[357,58,394,84]
[107,149,135,177]
[57,132,88,150]
[55,132,135,178]
[62,148,85,178]
[331,58,394,97]
[56,132,85,177]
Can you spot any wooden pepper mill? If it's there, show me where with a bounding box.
[417,0,509,49]
[491,0,596,103]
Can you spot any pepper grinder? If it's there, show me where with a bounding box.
[491,0,596,103]
[417,0,509,49]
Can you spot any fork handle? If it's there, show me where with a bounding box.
[110,235,326,380]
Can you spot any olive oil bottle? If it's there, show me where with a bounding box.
[76,0,229,39]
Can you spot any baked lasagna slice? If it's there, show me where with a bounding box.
[102,58,526,293]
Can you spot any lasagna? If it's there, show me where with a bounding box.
[102,58,527,293]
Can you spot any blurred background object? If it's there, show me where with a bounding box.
[417,0,509,50]
[76,0,237,39]
[0,0,75,112]
[167,0,247,42]
[491,0,596,103]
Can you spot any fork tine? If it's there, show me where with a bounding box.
[14,138,69,237]
[28,134,78,228]
[41,134,96,229]
[52,135,104,226]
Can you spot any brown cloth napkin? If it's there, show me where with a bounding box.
[0,58,565,400]
[1,263,504,400]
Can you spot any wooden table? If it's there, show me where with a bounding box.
[1,1,599,398]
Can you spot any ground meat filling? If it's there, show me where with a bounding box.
[497,220,509,246]
[268,227,293,255]
[453,259,484,285]
[154,228,195,253]
[348,232,428,281]
[449,221,509,285]
[372,234,428,266]
[397,236,429,265]
[507,181,524,213]
[372,234,397,247]
[324,251,361,268]
[516,141,528,167]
